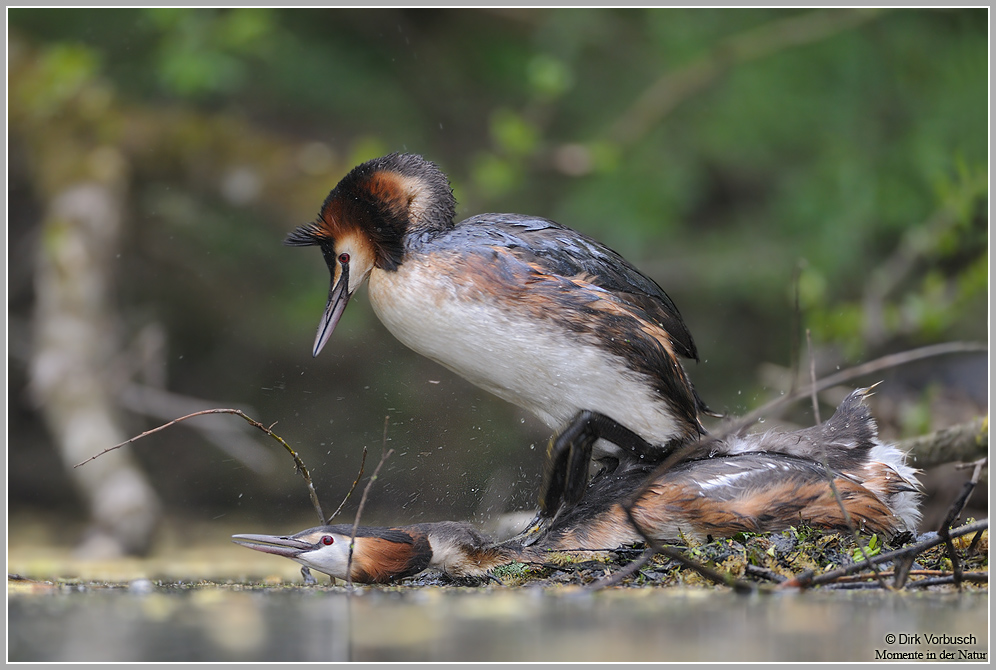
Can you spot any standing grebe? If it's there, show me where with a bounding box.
[287,153,710,496]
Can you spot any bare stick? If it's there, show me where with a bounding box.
[947,458,988,525]
[806,332,886,587]
[936,457,988,590]
[590,342,984,591]
[346,416,394,590]
[74,408,326,525]
[807,330,821,425]
[326,446,368,524]
[590,505,763,594]
[821,573,989,590]
[588,547,658,589]
[778,519,988,590]
[607,9,888,147]
[900,573,989,588]
[781,341,986,416]
[788,261,804,398]
[829,569,985,584]
[639,341,986,496]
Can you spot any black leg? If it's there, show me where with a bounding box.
[538,411,594,517]
[539,410,659,514]
[505,411,660,547]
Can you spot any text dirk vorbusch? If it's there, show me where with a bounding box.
[876,633,985,661]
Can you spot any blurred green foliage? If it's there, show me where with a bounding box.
[8,8,987,525]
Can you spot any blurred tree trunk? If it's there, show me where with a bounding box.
[10,35,340,555]
[29,172,163,557]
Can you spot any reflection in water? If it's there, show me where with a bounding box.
[8,584,989,662]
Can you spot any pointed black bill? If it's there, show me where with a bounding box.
[313,263,350,357]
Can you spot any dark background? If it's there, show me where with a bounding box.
[8,8,988,543]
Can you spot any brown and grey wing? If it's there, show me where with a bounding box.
[429,231,704,436]
[715,388,897,468]
[628,454,912,540]
[440,214,701,362]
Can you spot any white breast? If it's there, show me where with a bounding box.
[367,260,682,448]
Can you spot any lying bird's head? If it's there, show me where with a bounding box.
[232,524,432,584]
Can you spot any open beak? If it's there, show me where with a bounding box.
[232,533,313,559]
[313,263,350,357]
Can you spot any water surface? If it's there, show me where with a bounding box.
[8,581,988,662]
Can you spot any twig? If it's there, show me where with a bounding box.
[967,528,985,556]
[346,416,394,590]
[590,505,763,594]
[936,457,988,590]
[902,573,989,589]
[745,564,787,583]
[585,342,984,593]
[788,261,804,398]
[606,9,888,147]
[640,342,987,494]
[862,171,987,347]
[117,382,275,474]
[806,331,887,588]
[782,342,986,415]
[829,569,983,585]
[823,573,989,590]
[807,330,821,425]
[327,446,368,524]
[74,408,326,525]
[588,547,658,590]
[779,519,988,590]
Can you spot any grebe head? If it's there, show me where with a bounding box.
[233,526,355,579]
[234,523,434,583]
[285,153,456,356]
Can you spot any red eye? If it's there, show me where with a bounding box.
[338,253,350,264]
[321,535,334,546]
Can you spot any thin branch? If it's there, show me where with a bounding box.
[74,408,326,525]
[117,382,275,474]
[966,528,985,556]
[805,333,887,588]
[326,446,368,524]
[580,342,985,593]
[778,519,988,590]
[936,457,988,590]
[821,573,989,590]
[590,505,764,594]
[746,342,987,431]
[807,330,821,425]
[900,573,989,589]
[645,341,987,488]
[588,547,658,590]
[788,261,805,398]
[346,416,394,590]
[607,9,887,147]
[828,569,985,585]
[946,458,988,525]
